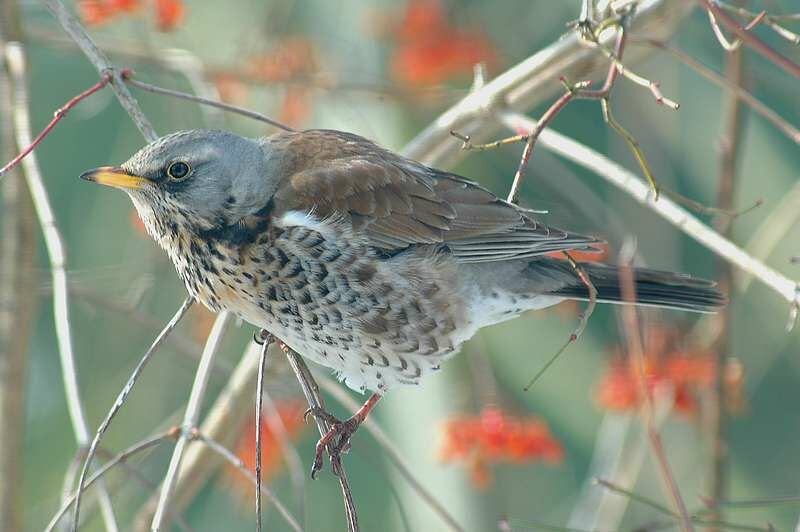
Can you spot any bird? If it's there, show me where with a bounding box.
[80,128,725,475]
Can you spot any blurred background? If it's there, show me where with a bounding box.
[1,0,799,530]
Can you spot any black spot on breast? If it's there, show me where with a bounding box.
[361,315,388,334]
[354,264,376,283]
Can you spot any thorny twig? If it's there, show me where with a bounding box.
[618,240,694,532]
[68,296,194,532]
[699,0,800,80]
[5,42,119,532]
[151,312,231,530]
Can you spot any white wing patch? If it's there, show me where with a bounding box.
[277,210,337,239]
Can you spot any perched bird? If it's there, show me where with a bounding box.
[81,128,724,473]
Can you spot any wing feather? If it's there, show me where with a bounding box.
[272,130,600,261]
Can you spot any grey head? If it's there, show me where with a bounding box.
[80,129,281,237]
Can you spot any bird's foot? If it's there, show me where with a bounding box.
[305,408,361,479]
[304,393,382,479]
[253,329,272,345]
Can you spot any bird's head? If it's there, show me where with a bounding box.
[80,129,280,239]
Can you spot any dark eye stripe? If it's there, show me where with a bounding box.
[167,161,191,180]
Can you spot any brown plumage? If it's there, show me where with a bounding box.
[80,128,724,394]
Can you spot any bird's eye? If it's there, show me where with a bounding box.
[167,161,192,180]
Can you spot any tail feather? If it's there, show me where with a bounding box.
[551,262,727,313]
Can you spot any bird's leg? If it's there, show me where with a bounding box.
[306,393,382,478]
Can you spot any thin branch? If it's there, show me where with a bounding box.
[737,181,800,294]
[699,0,800,80]
[254,332,271,532]
[124,74,294,133]
[261,386,305,518]
[281,343,360,532]
[618,240,694,532]
[27,27,464,103]
[43,0,157,140]
[580,20,680,110]
[707,494,800,509]
[705,7,766,52]
[0,24,37,532]
[631,37,800,145]
[0,72,110,178]
[507,79,590,205]
[714,2,800,45]
[595,478,678,518]
[151,311,231,531]
[499,115,799,313]
[401,0,693,166]
[192,430,304,532]
[316,375,465,532]
[133,341,263,531]
[5,42,120,532]
[46,429,180,532]
[70,296,194,532]
[522,251,598,391]
[707,41,744,530]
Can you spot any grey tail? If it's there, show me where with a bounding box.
[551,262,727,313]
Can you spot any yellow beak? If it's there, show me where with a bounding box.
[79,166,149,190]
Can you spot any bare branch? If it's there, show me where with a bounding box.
[713,1,800,45]
[70,296,194,532]
[499,115,799,315]
[46,429,180,532]
[618,240,694,532]
[254,332,272,532]
[706,42,744,529]
[124,74,294,133]
[133,341,264,530]
[401,0,693,166]
[281,344,360,532]
[5,42,120,532]
[0,72,111,178]
[506,79,589,205]
[43,0,157,140]
[316,376,465,532]
[699,0,800,80]
[151,312,231,531]
[261,386,305,517]
[192,430,304,532]
[0,11,37,531]
[631,37,800,145]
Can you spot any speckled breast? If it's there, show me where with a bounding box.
[173,217,473,393]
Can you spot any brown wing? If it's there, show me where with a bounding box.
[272,129,600,262]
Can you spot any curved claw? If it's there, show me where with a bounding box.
[310,416,360,479]
[306,394,382,479]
